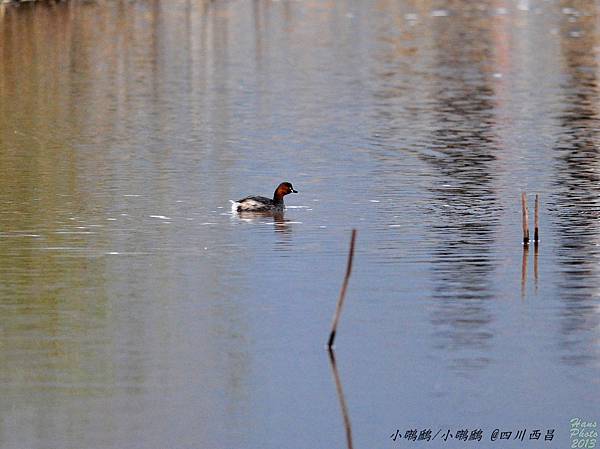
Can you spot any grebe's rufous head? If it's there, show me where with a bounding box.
[278,182,298,195]
[273,182,298,201]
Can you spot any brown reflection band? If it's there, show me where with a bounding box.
[327,348,354,449]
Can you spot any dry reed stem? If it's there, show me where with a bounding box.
[327,229,357,349]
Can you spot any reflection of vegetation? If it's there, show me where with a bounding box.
[0,2,152,442]
[423,6,499,373]
[0,1,114,397]
[0,235,112,386]
[1,0,600,446]
[0,3,253,445]
[552,1,600,366]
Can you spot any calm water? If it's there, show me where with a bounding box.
[1,1,599,448]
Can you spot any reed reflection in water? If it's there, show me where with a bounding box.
[0,1,599,449]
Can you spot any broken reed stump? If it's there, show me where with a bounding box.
[534,194,540,244]
[521,192,530,245]
[327,229,357,349]
[521,192,541,246]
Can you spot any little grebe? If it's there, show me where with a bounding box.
[233,182,298,212]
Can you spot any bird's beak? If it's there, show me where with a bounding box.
[291,189,298,193]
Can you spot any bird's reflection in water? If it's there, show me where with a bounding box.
[236,210,289,230]
[236,211,293,249]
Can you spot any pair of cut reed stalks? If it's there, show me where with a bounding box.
[521,193,540,246]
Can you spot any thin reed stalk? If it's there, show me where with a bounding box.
[522,193,530,245]
[327,229,357,349]
[534,194,540,244]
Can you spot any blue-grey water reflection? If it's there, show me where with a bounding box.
[1,1,599,448]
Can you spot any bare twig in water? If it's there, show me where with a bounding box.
[328,348,354,449]
[327,229,357,349]
[534,194,540,244]
[521,192,530,246]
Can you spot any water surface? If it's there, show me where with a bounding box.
[0,1,599,448]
